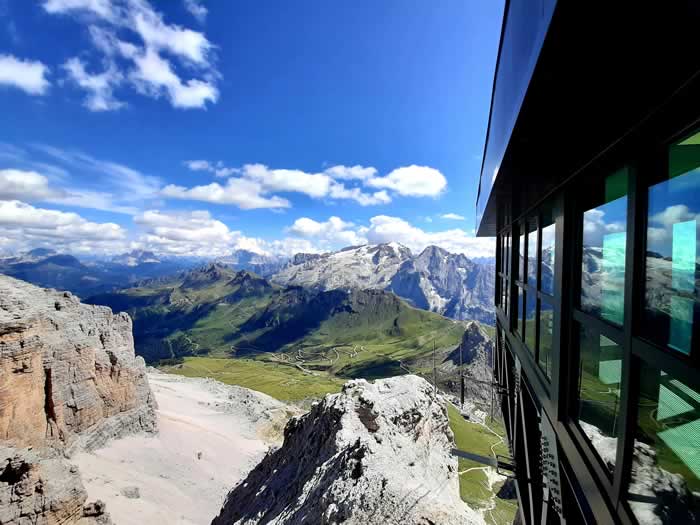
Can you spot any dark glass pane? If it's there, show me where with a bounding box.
[528,221,538,288]
[580,168,628,326]
[519,224,526,282]
[628,361,700,522]
[502,276,508,315]
[643,130,700,356]
[541,219,556,296]
[574,323,623,474]
[525,290,536,352]
[539,300,553,379]
[517,287,525,338]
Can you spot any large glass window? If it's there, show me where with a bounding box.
[643,130,700,357]
[519,224,526,282]
[628,361,699,522]
[539,300,553,379]
[580,168,629,326]
[573,323,623,474]
[525,291,536,352]
[541,215,556,296]
[528,220,538,288]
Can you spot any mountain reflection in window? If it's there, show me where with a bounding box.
[580,169,628,326]
[644,131,699,356]
[628,362,699,522]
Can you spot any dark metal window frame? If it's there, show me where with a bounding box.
[493,112,700,524]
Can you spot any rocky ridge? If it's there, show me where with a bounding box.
[0,274,157,524]
[212,374,485,525]
[272,243,495,325]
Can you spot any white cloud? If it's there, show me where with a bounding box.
[162,179,291,209]
[0,200,127,254]
[183,0,207,24]
[184,159,239,177]
[63,57,124,111]
[242,164,332,199]
[0,54,50,95]
[43,0,116,20]
[441,212,465,221]
[129,47,218,109]
[287,216,365,247]
[0,169,61,201]
[328,182,391,206]
[134,209,266,257]
[185,159,212,171]
[43,0,219,110]
[368,165,447,197]
[324,165,377,181]
[365,215,495,258]
[651,204,697,229]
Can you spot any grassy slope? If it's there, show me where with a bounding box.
[447,403,516,525]
[162,356,344,402]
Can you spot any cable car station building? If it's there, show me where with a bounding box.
[476,2,700,523]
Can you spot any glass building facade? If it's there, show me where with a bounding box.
[477,2,700,523]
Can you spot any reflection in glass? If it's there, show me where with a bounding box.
[525,291,536,352]
[502,277,508,315]
[539,300,553,378]
[541,221,555,295]
[517,287,524,338]
[575,323,622,474]
[528,222,537,288]
[581,169,628,326]
[629,361,699,522]
[644,131,699,356]
[519,224,526,282]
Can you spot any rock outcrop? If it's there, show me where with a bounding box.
[212,375,484,525]
[0,275,157,524]
[0,447,112,524]
[0,275,156,452]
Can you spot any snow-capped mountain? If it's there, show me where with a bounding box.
[272,242,413,291]
[111,249,161,267]
[272,242,495,324]
[217,249,287,277]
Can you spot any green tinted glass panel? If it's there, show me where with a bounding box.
[575,324,623,474]
[601,231,626,325]
[629,362,700,521]
[581,170,628,326]
[538,301,553,379]
[644,130,699,356]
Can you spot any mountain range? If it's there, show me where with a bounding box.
[272,243,495,324]
[0,243,495,326]
[87,263,468,378]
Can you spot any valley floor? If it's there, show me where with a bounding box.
[74,372,291,525]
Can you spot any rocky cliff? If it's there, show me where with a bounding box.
[0,274,157,524]
[212,375,484,525]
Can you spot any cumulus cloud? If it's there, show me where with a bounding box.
[172,161,448,209]
[650,204,697,229]
[441,213,465,221]
[0,54,50,95]
[367,165,447,197]
[324,165,377,181]
[161,179,291,209]
[43,0,219,110]
[282,214,495,258]
[184,160,238,177]
[183,0,207,23]
[134,209,267,257]
[0,200,127,254]
[287,216,365,247]
[0,169,62,201]
[365,215,495,258]
[63,57,124,111]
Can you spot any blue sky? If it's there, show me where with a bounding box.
[0,0,503,258]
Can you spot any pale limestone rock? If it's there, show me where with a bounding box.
[212,375,485,525]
